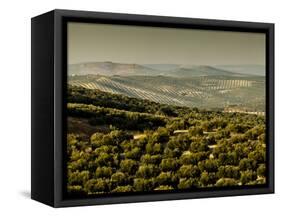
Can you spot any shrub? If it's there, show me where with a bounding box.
[111,172,127,185]
[248,150,266,164]
[120,159,138,174]
[95,166,113,178]
[217,166,240,179]
[84,178,109,193]
[239,158,255,171]
[198,159,219,173]
[67,185,84,195]
[200,172,217,186]
[95,153,113,167]
[215,178,238,187]
[109,130,133,145]
[133,178,155,191]
[178,165,200,179]
[189,126,203,136]
[112,185,134,193]
[141,154,162,165]
[160,158,178,172]
[178,178,199,189]
[240,170,257,185]
[136,164,160,178]
[156,172,176,186]
[154,185,174,191]
[190,141,208,152]
[68,170,90,186]
[125,147,142,160]
[90,133,104,148]
[150,127,170,144]
[257,164,266,177]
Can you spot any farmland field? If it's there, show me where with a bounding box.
[68,62,265,111]
[66,85,266,196]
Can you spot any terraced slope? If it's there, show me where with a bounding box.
[68,74,265,110]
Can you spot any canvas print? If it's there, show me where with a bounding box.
[66,22,266,197]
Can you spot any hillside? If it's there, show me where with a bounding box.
[66,86,266,196]
[215,65,265,76]
[68,86,191,116]
[167,65,248,77]
[69,61,159,76]
[69,62,265,77]
[68,74,265,111]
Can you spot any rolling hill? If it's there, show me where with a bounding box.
[69,62,263,77]
[68,74,265,111]
[215,65,265,76]
[167,65,247,77]
[68,61,265,110]
[68,61,159,76]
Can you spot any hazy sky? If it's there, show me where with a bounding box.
[68,22,266,66]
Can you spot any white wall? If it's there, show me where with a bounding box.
[0,0,279,216]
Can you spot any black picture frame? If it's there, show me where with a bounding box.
[31,9,274,207]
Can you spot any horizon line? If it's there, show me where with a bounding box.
[68,61,266,67]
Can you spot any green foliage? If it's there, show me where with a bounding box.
[189,126,204,136]
[150,127,170,143]
[190,141,208,152]
[178,178,199,189]
[239,158,256,171]
[68,171,90,186]
[112,185,134,193]
[125,147,142,160]
[200,172,217,186]
[133,178,155,192]
[136,164,160,178]
[66,86,267,196]
[227,123,250,134]
[111,172,127,185]
[68,86,189,116]
[156,172,177,186]
[95,167,112,178]
[67,185,84,195]
[217,166,240,179]
[240,170,257,185]
[120,159,138,174]
[84,178,109,193]
[179,152,208,165]
[257,164,266,177]
[141,154,162,165]
[154,185,174,191]
[248,150,266,164]
[160,158,178,172]
[215,178,239,187]
[68,103,167,131]
[95,152,113,167]
[198,159,219,173]
[178,165,201,179]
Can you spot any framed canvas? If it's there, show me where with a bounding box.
[31,9,274,207]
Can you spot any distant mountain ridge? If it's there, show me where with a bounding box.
[69,61,159,76]
[168,65,246,77]
[215,65,265,76]
[69,61,265,78]
[68,61,265,110]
